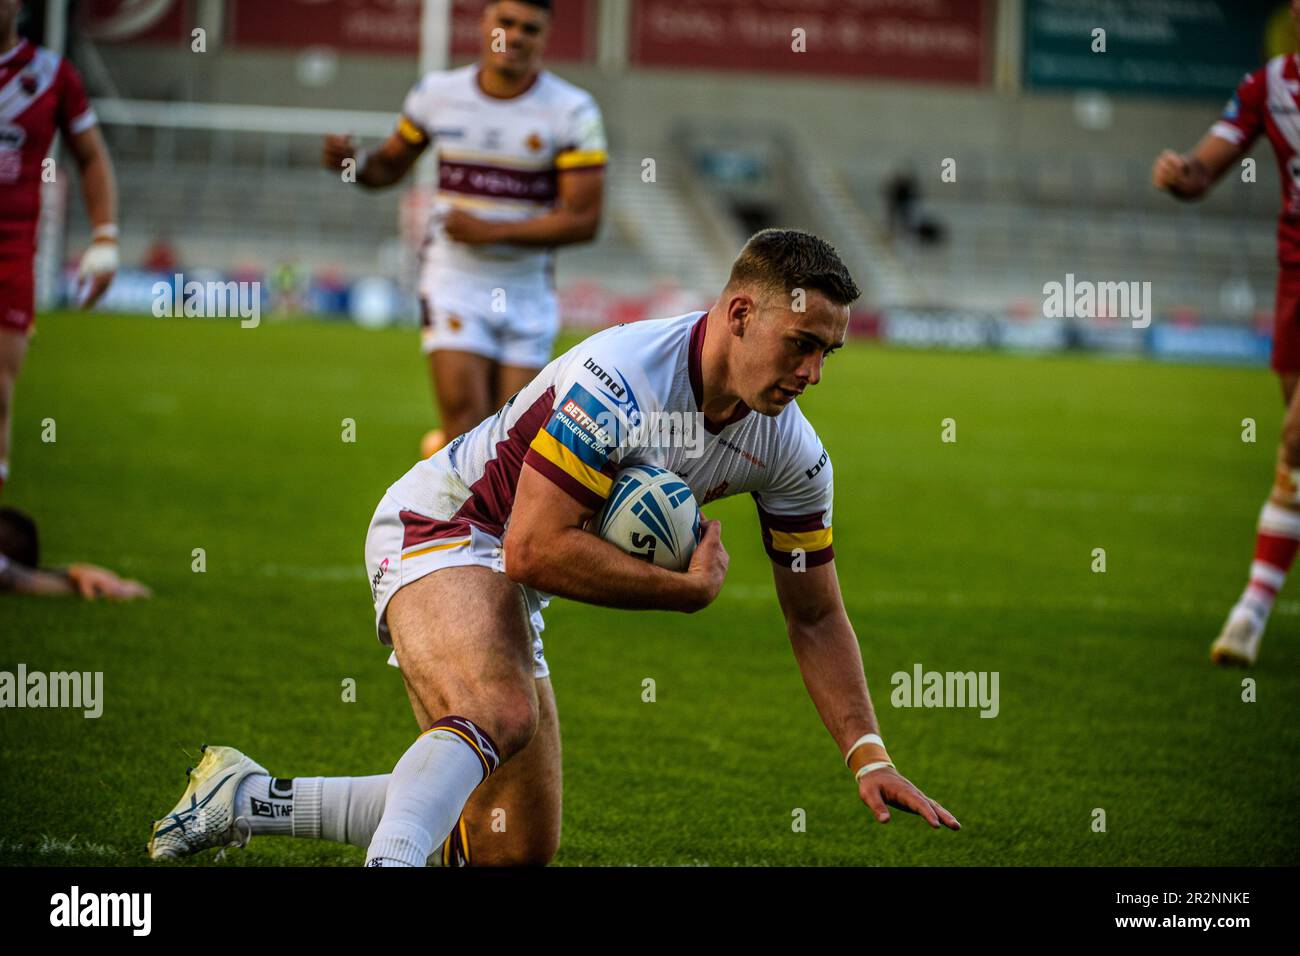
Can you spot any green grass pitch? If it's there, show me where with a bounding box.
[1,311,1297,866]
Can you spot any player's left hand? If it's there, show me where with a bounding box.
[443,209,502,244]
[77,239,118,309]
[857,766,960,830]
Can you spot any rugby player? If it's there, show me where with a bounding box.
[321,0,605,458]
[148,230,960,866]
[0,0,119,497]
[1153,0,1300,665]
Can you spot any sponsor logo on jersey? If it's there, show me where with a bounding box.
[805,448,829,481]
[718,436,766,469]
[549,383,618,467]
[582,356,625,398]
[701,480,730,505]
[525,131,544,152]
[582,357,642,424]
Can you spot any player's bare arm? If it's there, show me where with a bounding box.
[67,125,119,308]
[506,461,727,612]
[0,558,149,600]
[322,129,426,189]
[1151,132,1243,200]
[773,559,960,830]
[444,167,604,247]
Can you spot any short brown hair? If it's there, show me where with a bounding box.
[724,228,860,307]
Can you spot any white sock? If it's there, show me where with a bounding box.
[233,774,296,836]
[365,716,499,868]
[237,772,462,863]
[291,775,390,847]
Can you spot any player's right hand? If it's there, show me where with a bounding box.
[322,133,357,171]
[1152,148,1192,191]
[858,766,961,831]
[685,518,728,611]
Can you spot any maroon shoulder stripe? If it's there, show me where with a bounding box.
[453,386,556,538]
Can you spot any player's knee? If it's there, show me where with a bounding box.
[478,691,539,759]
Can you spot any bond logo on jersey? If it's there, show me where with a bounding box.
[582,357,642,426]
[805,449,829,481]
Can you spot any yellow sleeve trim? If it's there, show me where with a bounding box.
[397,115,429,146]
[555,148,608,170]
[529,429,614,499]
[770,527,833,553]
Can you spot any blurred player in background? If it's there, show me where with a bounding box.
[1153,0,1300,665]
[0,506,149,599]
[321,0,606,457]
[0,0,119,497]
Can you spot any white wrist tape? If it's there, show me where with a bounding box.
[91,223,119,241]
[855,761,895,780]
[844,733,885,767]
[79,241,119,277]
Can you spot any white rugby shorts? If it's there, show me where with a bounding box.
[418,266,559,369]
[364,474,550,680]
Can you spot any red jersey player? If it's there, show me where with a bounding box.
[1153,1,1300,665]
[0,0,119,497]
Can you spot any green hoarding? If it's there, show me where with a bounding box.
[1024,0,1293,98]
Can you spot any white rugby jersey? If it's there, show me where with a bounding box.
[391,311,835,568]
[396,64,607,283]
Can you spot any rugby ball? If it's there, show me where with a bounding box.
[596,465,702,571]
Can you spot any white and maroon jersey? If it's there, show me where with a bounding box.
[397,64,607,286]
[1212,53,1300,267]
[0,40,96,257]
[391,311,835,568]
